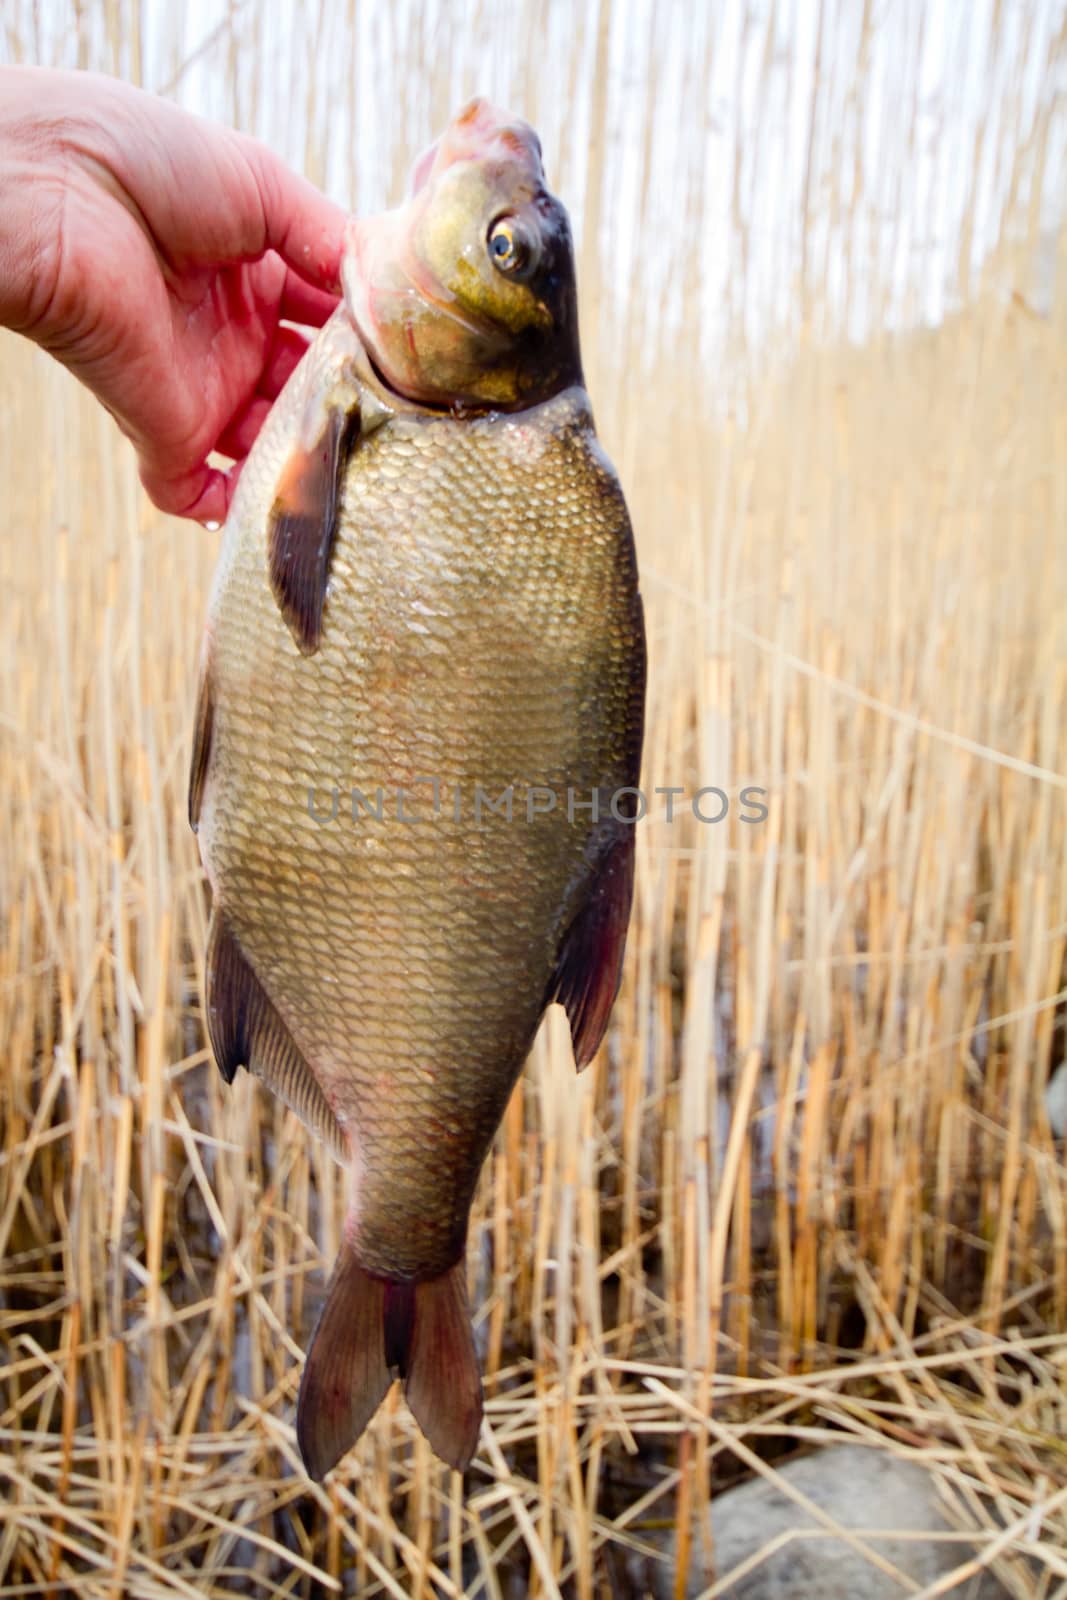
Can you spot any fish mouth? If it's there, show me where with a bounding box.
[406,97,543,197]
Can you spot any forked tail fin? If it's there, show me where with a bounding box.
[296,1240,482,1479]
[402,1259,483,1470]
[296,1241,391,1479]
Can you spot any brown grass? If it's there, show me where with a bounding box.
[1,2,1065,1595]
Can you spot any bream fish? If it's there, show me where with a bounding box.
[189,98,646,1478]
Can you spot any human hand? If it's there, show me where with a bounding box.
[0,66,346,523]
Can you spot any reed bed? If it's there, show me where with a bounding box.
[1,1,1065,1594]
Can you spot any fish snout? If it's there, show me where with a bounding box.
[407,96,543,196]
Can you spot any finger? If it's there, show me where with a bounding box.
[91,88,348,292]
[240,138,347,292]
[280,269,340,328]
[214,325,305,459]
[215,396,273,462]
[260,324,310,399]
[183,460,244,524]
[139,459,230,526]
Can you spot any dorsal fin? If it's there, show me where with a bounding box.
[549,827,635,1069]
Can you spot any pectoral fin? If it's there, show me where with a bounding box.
[268,400,360,655]
[267,314,394,654]
[550,828,635,1069]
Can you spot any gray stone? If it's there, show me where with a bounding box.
[648,1443,1010,1599]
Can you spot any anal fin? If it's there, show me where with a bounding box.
[551,828,635,1069]
[204,911,347,1163]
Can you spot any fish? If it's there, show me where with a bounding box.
[189,97,646,1480]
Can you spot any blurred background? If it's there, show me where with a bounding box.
[1,2,1064,1595]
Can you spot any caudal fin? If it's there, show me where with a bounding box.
[403,1259,483,1471]
[296,1241,391,1480]
[296,1243,482,1479]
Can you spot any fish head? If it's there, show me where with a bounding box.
[342,98,582,410]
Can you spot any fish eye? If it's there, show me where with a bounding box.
[487,217,538,278]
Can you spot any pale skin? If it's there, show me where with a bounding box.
[0,66,347,523]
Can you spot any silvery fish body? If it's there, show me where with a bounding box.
[190,98,645,1478]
